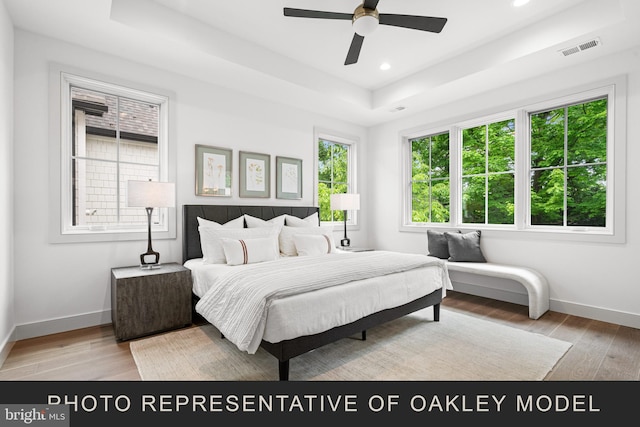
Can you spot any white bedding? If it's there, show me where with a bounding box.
[186,251,453,354]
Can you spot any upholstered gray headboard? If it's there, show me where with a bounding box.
[182,204,320,263]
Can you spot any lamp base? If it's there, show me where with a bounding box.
[140,251,160,269]
[340,238,351,247]
[139,207,161,269]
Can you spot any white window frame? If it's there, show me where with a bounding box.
[402,126,452,228]
[314,128,359,227]
[453,111,519,229]
[522,86,615,236]
[48,64,176,243]
[400,76,626,244]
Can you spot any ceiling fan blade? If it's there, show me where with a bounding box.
[363,0,380,10]
[379,14,448,33]
[283,8,353,20]
[345,33,365,65]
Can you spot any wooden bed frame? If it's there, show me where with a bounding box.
[182,204,442,380]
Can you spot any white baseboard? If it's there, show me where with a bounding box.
[14,309,112,341]
[0,327,16,369]
[548,298,640,330]
[452,282,640,330]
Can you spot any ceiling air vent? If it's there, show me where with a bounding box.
[559,37,601,57]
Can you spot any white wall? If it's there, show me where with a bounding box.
[12,30,367,339]
[367,47,640,328]
[10,26,640,340]
[0,0,15,363]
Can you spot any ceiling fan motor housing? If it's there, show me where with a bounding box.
[352,5,379,36]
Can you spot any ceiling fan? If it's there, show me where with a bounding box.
[283,0,448,65]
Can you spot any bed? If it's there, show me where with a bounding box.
[182,204,452,380]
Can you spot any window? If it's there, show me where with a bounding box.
[529,98,608,228]
[409,132,450,223]
[460,118,515,225]
[401,79,624,242]
[51,69,173,243]
[316,131,357,224]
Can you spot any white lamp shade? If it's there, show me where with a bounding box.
[330,193,360,211]
[127,180,175,208]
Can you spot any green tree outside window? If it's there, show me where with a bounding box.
[410,132,450,223]
[461,119,515,225]
[318,139,349,222]
[530,98,607,227]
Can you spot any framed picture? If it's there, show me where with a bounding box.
[276,156,302,199]
[239,151,270,198]
[195,144,232,197]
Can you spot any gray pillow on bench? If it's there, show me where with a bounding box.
[444,230,487,262]
[427,229,456,259]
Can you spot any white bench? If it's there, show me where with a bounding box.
[445,261,550,320]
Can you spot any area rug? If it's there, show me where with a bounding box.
[129,308,571,381]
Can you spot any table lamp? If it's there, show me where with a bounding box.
[127,179,175,268]
[330,193,360,247]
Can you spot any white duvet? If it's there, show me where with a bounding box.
[189,251,452,354]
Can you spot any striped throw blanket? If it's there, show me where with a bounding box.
[195,251,448,354]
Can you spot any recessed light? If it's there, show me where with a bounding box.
[513,0,530,7]
[380,62,391,71]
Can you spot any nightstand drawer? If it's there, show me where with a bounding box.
[111,263,192,341]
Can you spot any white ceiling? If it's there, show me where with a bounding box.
[5,0,640,126]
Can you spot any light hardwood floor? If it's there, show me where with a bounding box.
[1,291,639,381]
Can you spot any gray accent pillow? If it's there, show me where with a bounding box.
[427,229,451,259]
[445,230,487,262]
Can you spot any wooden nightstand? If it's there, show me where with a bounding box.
[111,263,192,341]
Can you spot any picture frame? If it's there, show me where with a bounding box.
[276,156,302,200]
[195,144,232,197]
[239,151,270,198]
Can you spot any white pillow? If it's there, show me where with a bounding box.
[199,226,280,264]
[284,212,319,227]
[293,234,336,256]
[220,237,279,266]
[197,215,245,228]
[244,214,286,228]
[279,225,335,256]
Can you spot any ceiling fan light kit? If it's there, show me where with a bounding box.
[352,5,379,37]
[283,0,447,65]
